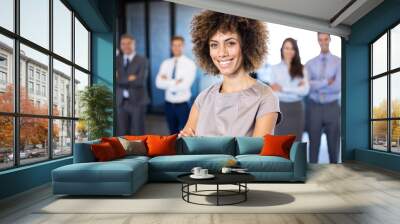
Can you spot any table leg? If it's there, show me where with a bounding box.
[245,183,247,201]
[195,184,197,192]
[217,184,219,206]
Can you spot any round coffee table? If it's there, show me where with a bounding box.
[177,172,255,206]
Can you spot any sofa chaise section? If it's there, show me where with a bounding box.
[52,141,149,196]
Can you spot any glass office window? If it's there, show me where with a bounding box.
[0,34,14,112]
[372,76,387,119]
[0,116,14,169]
[74,69,89,118]
[391,120,400,153]
[0,0,91,170]
[0,0,14,31]
[53,119,72,158]
[20,0,49,49]
[53,0,72,60]
[19,117,49,165]
[20,44,49,115]
[53,59,72,117]
[372,34,387,76]
[370,22,400,154]
[391,24,400,70]
[74,18,89,70]
[391,72,400,118]
[372,121,388,151]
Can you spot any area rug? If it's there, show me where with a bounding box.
[37,183,362,214]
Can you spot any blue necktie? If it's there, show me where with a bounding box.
[124,58,130,70]
[171,59,177,80]
[319,56,327,103]
[171,59,177,95]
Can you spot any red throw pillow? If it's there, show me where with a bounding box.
[260,134,296,159]
[91,142,117,161]
[101,137,127,158]
[146,134,178,157]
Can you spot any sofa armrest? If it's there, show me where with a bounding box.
[73,140,100,163]
[289,142,307,182]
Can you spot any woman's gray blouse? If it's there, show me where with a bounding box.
[194,81,281,137]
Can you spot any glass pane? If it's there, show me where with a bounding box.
[74,69,89,118]
[53,119,72,157]
[74,18,89,70]
[53,0,72,60]
[372,77,387,119]
[0,34,14,112]
[372,121,388,151]
[75,120,88,143]
[20,117,49,165]
[53,59,72,117]
[20,44,49,115]
[0,116,13,170]
[391,24,400,70]
[372,33,387,76]
[20,0,49,49]
[0,0,14,31]
[391,72,400,118]
[391,120,400,153]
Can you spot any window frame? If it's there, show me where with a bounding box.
[370,20,400,154]
[0,0,92,171]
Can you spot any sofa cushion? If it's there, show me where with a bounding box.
[235,137,263,155]
[177,137,236,155]
[101,137,127,158]
[149,154,235,172]
[147,134,178,157]
[118,137,147,156]
[260,134,296,159]
[73,139,100,163]
[52,158,147,183]
[236,155,293,172]
[91,142,118,161]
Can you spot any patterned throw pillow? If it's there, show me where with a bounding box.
[118,137,147,156]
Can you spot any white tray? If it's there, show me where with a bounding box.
[190,174,215,179]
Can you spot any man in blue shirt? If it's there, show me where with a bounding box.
[305,33,341,163]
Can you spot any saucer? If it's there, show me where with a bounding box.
[190,174,215,179]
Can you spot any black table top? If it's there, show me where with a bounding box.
[177,172,255,185]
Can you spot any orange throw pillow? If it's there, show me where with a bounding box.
[260,134,296,159]
[124,135,148,142]
[91,142,117,161]
[101,137,126,158]
[146,134,178,157]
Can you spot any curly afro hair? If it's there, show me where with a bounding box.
[190,10,268,75]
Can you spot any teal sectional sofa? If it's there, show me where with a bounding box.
[52,136,307,196]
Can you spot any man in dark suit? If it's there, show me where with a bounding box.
[116,34,150,135]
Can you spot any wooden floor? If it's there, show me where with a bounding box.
[1,163,400,224]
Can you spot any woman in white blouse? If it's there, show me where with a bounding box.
[268,38,310,141]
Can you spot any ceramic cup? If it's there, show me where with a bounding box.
[199,169,208,176]
[191,167,202,176]
[221,167,232,174]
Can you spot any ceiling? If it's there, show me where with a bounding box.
[166,0,384,38]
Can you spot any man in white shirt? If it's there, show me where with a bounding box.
[155,36,196,134]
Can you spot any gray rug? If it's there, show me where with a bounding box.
[38,183,362,214]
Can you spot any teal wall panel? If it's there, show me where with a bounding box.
[0,158,72,199]
[345,0,400,171]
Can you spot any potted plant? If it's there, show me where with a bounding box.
[79,84,113,140]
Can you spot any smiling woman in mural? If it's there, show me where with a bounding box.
[179,10,281,137]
